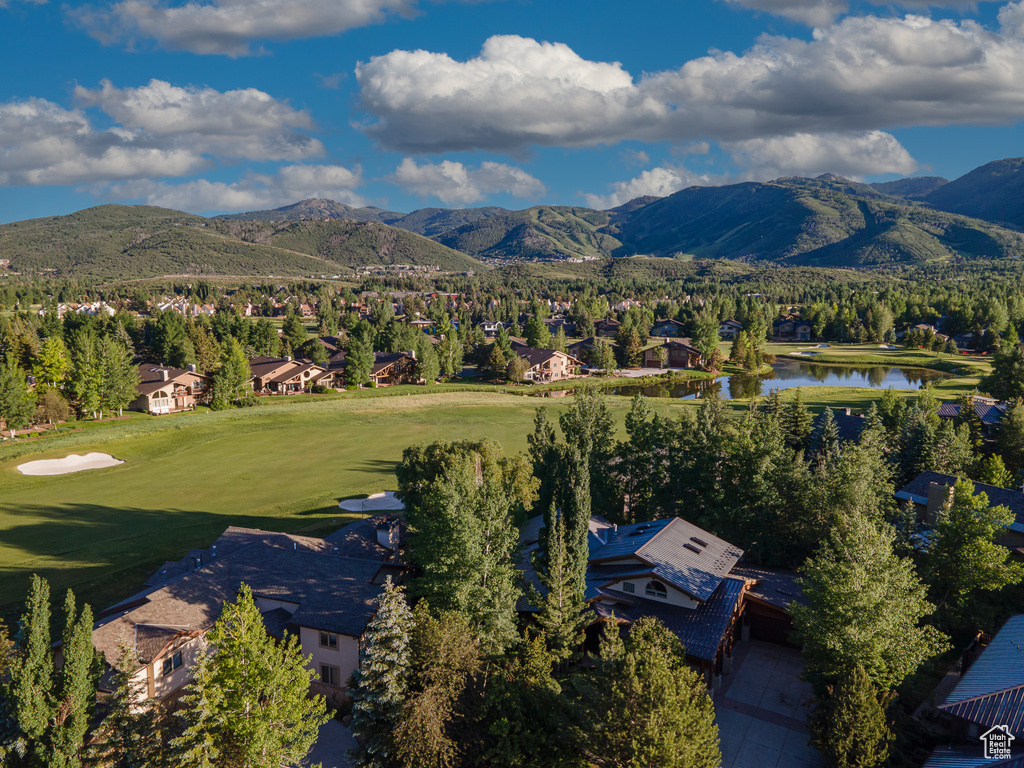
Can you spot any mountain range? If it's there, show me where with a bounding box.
[1,157,1022,279]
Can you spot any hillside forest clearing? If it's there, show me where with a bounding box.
[0,347,991,613]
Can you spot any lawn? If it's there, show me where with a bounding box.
[0,392,680,613]
[0,346,992,615]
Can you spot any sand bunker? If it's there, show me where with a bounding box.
[18,452,124,476]
[339,491,404,512]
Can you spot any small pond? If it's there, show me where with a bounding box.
[611,360,949,400]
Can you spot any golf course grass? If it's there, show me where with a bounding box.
[0,346,994,615]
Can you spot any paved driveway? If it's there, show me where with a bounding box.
[714,640,825,768]
[304,718,355,768]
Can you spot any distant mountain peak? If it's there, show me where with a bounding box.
[815,173,852,183]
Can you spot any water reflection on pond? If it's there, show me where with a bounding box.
[611,360,948,400]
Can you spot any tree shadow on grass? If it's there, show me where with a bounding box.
[0,502,348,616]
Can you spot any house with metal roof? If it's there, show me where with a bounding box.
[895,471,1024,549]
[929,614,1024,765]
[93,517,410,707]
[937,397,1007,440]
[519,514,746,686]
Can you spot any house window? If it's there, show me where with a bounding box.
[319,632,338,649]
[161,651,183,676]
[645,580,668,599]
[622,582,635,594]
[320,664,340,686]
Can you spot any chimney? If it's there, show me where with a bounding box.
[284,356,292,362]
[376,521,396,551]
[188,364,197,373]
[844,407,852,416]
[211,545,216,558]
[613,524,618,536]
[160,369,170,382]
[333,547,339,557]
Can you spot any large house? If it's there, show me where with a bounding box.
[937,396,1006,440]
[773,315,812,342]
[719,319,744,340]
[131,364,212,415]
[643,339,703,369]
[323,350,417,387]
[92,516,408,707]
[248,356,330,394]
[515,347,585,383]
[594,319,621,338]
[895,471,1024,549]
[649,319,687,338]
[519,515,747,685]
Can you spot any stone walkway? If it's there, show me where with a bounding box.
[714,640,825,768]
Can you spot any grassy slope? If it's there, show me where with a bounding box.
[211,219,484,272]
[925,157,1024,229]
[615,178,1024,265]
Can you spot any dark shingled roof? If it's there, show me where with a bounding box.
[593,577,745,662]
[937,400,1007,425]
[810,409,866,445]
[371,352,413,374]
[94,526,394,670]
[896,471,1024,535]
[324,513,406,561]
[730,565,806,611]
[939,614,1024,738]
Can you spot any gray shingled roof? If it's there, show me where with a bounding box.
[730,565,806,611]
[94,527,391,669]
[896,472,1024,535]
[937,401,1007,425]
[589,518,744,602]
[939,614,1024,738]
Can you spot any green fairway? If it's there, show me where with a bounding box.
[0,393,662,611]
[0,351,993,613]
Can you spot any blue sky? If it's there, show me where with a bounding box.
[0,0,1022,223]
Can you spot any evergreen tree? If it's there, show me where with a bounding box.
[978,453,1014,488]
[792,514,948,692]
[785,389,813,451]
[413,333,439,384]
[589,338,616,372]
[211,338,251,408]
[529,507,589,663]
[281,312,307,352]
[524,315,551,349]
[997,398,1024,480]
[927,479,1024,620]
[495,326,513,360]
[173,584,328,768]
[70,332,102,419]
[954,394,985,454]
[49,590,97,768]
[87,639,166,768]
[98,337,140,418]
[486,344,508,381]
[809,666,893,768]
[690,311,720,365]
[932,420,974,477]
[345,337,375,388]
[33,336,71,390]
[527,406,560,515]
[392,605,481,768]
[618,327,643,368]
[815,407,841,464]
[578,617,720,768]
[8,575,54,764]
[729,330,748,364]
[349,579,413,768]
[559,385,616,518]
[984,342,1024,400]
[0,361,37,435]
[552,326,567,354]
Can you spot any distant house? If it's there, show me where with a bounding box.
[515,347,585,383]
[650,319,687,338]
[479,321,504,339]
[719,319,744,340]
[543,316,577,337]
[567,336,610,365]
[370,352,417,386]
[519,515,746,685]
[594,318,621,338]
[92,517,410,707]
[934,614,1024,745]
[643,339,702,369]
[895,471,1024,550]
[131,364,212,415]
[248,356,330,394]
[937,396,1006,440]
[773,315,812,342]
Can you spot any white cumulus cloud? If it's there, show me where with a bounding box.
[356,19,1024,163]
[722,130,919,180]
[583,166,719,210]
[102,163,365,213]
[389,158,545,205]
[70,0,446,56]
[722,0,1007,27]
[0,81,321,186]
